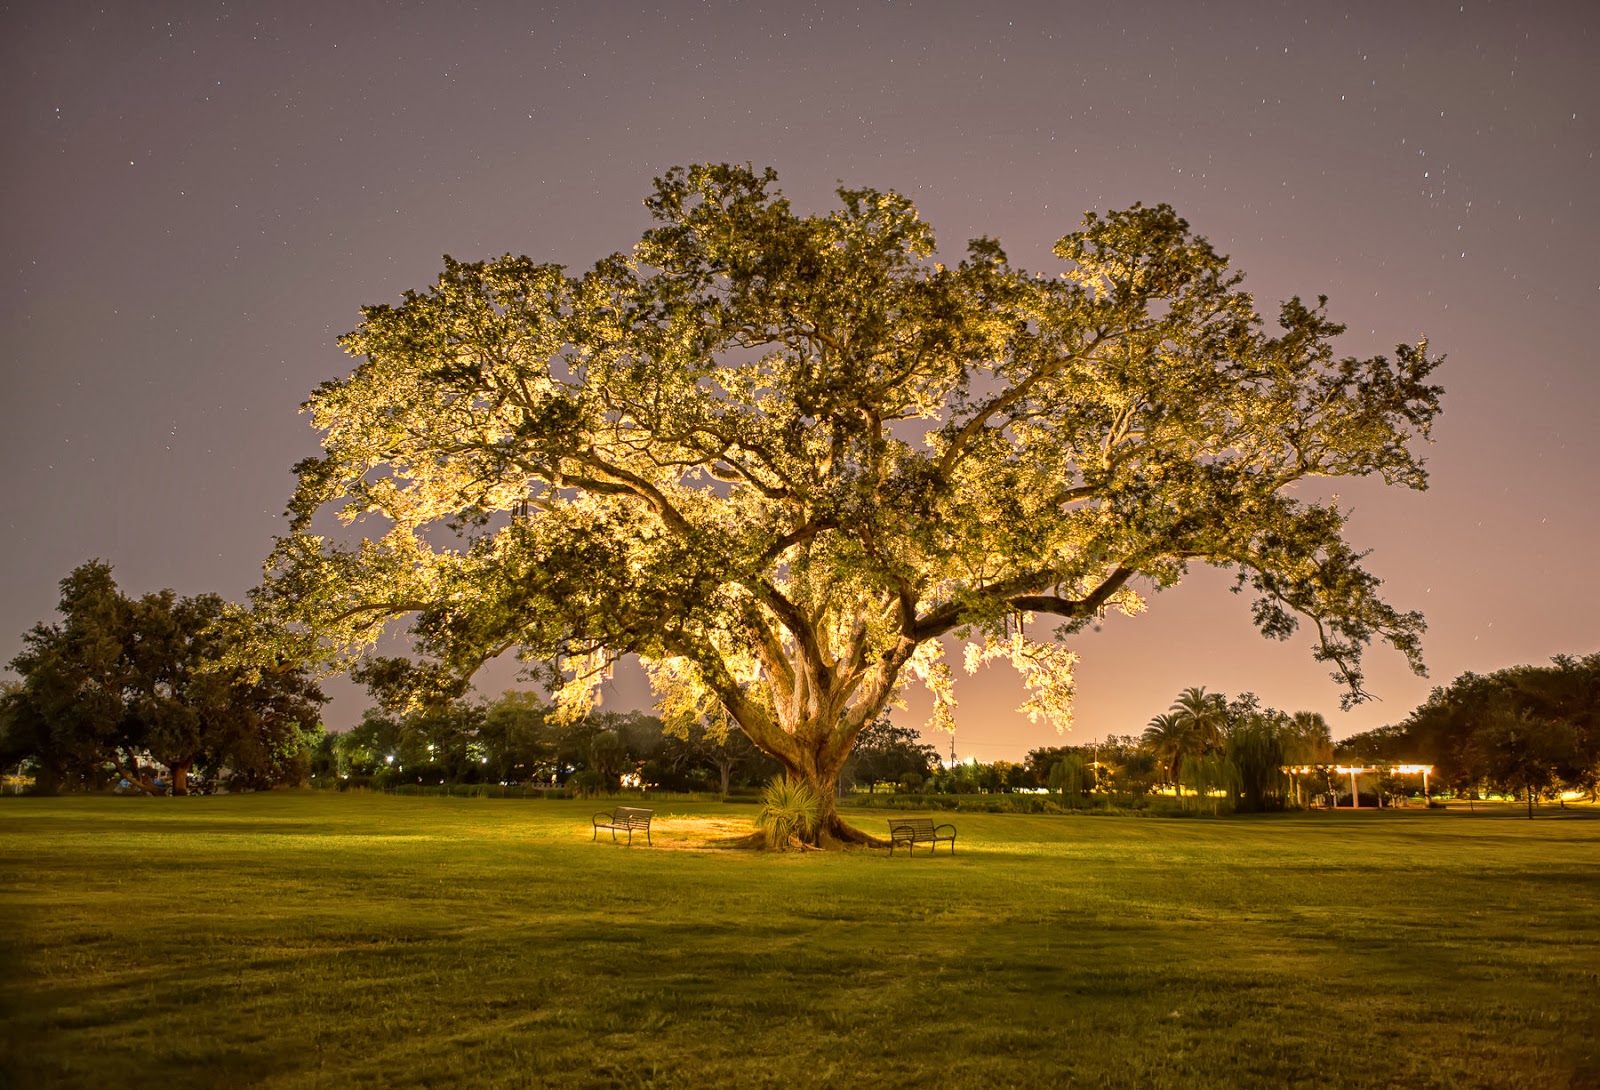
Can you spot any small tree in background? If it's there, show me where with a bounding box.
[842,716,940,793]
[1182,751,1241,815]
[1113,749,1160,797]
[1471,706,1581,818]
[4,562,324,794]
[1048,752,1091,803]
[1226,711,1291,813]
[478,690,558,783]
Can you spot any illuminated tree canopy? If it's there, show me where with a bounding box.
[259,163,1442,844]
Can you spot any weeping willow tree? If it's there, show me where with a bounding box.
[257,164,1441,846]
[1048,753,1091,802]
[1226,713,1293,812]
[1182,752,1242,815]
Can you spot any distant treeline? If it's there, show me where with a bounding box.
[6,565,1595,811]
[1339,653,1600,810]
[318,697,942,798]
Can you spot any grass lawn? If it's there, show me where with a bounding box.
[2,794,1596,1089]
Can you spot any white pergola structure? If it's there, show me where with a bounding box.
[1288,764,1434,808]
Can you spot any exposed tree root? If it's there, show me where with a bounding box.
[708,823,887,852]
[710,831,768,850]
[818,815,887,850]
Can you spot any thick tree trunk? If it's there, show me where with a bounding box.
[815,783,880,847]
[713,642,906,849]
[784,760,883,848]
[172,763,191,797]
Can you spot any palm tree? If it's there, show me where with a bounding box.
[1170,687,1228,752]
[1142,712,1195,797]
[1287,711,1333,760]
[1285,710,1334,806]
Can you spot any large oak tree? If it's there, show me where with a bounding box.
[260,164,1441,844]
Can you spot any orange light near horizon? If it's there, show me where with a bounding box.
[1290,764,1433,776]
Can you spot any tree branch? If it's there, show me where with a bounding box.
[911,565,1136,642]
[747,575,831,703]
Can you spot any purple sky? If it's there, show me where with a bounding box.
[4,1,1596,760]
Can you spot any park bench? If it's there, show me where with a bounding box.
[887,817,956,856]
[592,805,654,846]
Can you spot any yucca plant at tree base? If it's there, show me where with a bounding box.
[758,775,822,851]
[256,164,1442,847]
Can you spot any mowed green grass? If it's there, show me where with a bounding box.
[2,795,1596,1090]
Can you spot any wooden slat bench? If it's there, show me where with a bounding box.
[887,817,956,856]
[592,805,654,846]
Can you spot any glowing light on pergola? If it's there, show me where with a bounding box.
[1287,763,1434,808]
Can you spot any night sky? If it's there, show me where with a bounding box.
[4,1,1596,760]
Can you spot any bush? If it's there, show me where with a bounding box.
[756,775,821,850]
[566,771,605,799]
